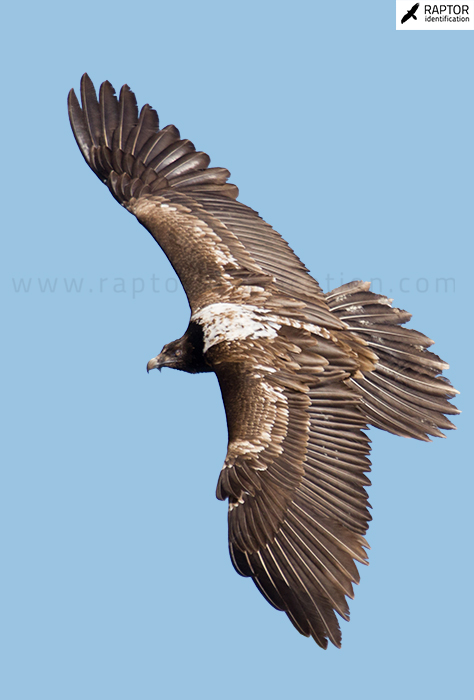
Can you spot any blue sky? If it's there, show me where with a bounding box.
[1,2,471,698]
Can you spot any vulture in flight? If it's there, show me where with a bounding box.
[68,75,459,649]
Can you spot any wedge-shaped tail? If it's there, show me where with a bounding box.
[326,281,459,441]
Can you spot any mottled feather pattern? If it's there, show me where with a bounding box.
[208,323,373,647]
[68,74,340,327]
[68,76,459,649]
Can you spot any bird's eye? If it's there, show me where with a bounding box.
[175,349,182,357]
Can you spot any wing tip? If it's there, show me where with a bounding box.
[69,74,238,202]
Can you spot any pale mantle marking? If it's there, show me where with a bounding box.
[192,303,281,353]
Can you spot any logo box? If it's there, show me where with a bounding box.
[396,1,474,29]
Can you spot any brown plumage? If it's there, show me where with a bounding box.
[68,74,459,649]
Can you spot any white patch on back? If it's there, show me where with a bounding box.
[192,303,281,352]
[192,302,334,353]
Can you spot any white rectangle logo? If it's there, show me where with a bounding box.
[396,1,474,29]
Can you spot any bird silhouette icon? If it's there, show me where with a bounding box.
[401,2,420,23]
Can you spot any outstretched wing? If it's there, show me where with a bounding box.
[211,324,371,649]
[68,75,339,327]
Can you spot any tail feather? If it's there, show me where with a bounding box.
[326,281,459,441]
[68,74,238,204]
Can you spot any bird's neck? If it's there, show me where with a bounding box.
[179,322,213,374]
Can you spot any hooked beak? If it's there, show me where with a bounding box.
[147,356,162,373]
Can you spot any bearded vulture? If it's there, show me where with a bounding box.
[68,74,459,649]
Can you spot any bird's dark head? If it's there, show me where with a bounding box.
[147,324,211,374]
[147,338,191,373]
